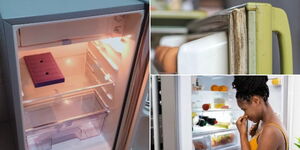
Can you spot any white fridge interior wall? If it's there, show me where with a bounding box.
[11,11,144,150]
[267,76,285,126]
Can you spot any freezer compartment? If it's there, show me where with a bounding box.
[24,89,109,150]
[17,12,143,49]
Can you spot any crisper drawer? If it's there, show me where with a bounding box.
[24,90,109,150]
[210,131,239,150]
[193,130,239,150]
[193,135,211,150]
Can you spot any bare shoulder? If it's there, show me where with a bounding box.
[257,125,284,150]
[258,125,285,150]
[261,125,282,138]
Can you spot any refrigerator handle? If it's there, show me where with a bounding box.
[271,7,293,74]
[247,3,293,74]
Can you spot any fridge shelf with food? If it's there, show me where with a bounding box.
[192,111,240,136]
[192,94,236,112]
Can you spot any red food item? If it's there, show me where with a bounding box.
[221,105,229,109]
[193,141,207,150]
[202,104,210,111]
[214,120,218,125]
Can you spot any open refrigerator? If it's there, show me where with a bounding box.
[0,1,149,150]
[152,3,293,74]
[151,75,287,150]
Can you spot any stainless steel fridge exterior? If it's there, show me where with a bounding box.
[0,0,149,150]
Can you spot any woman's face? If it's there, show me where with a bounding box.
[237,96,263,123]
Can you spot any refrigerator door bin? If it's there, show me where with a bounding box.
[24,89,109,150]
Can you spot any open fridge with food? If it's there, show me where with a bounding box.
[151,75,287,150]
[191,76,242,150]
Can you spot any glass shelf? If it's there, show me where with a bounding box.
[193,126,237,137]
[19,43,116,102]
[24,89,109,130]
[193,108,240,113]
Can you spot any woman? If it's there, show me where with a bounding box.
[232,76,288,150]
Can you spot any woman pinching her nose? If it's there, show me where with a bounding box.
[232,76,288,150]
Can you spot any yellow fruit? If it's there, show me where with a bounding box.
[211,85,219,91]
[219,85,228,91]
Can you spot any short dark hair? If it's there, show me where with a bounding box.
[232,76,269,102]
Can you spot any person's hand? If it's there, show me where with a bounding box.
[249,121,260,137]
[236,115,248,136]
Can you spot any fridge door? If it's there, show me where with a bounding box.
[177,32,228,74]
[114,13,149,149]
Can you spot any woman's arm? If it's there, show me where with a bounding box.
[236,115,251,150]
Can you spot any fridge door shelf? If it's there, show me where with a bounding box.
[24,88,109,150]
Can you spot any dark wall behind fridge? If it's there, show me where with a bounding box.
[225,0,300,74]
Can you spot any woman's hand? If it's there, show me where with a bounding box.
[236,115,248,136]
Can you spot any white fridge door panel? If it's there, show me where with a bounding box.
[177,32,228,74]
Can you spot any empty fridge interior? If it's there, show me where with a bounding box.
[13,11,144,149]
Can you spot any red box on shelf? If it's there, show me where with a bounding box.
[24,52,65,88]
